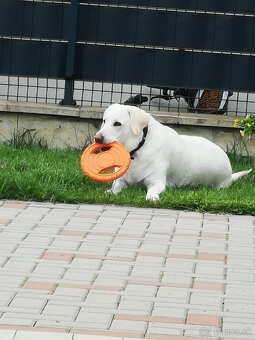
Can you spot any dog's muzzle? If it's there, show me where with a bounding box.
[94,134,104,144]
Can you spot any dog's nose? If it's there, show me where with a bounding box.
[94,134,103,144]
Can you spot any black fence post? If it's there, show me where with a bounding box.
[60,0,79,106]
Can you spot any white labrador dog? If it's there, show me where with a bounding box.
[94,103,252,200]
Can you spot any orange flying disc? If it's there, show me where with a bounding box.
[80,142,131,182]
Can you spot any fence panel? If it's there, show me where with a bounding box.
[0,0,255,114]
[79,0,255,14]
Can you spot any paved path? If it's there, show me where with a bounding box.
[0,200,254,340]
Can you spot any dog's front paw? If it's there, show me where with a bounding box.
[105,188,121,195]
[146,192,160,201]
[105,189,114,194]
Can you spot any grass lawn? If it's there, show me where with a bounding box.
[0,144,254,215]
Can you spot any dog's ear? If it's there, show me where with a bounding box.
[128,106,150,135]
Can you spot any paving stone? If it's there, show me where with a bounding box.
[9,297,46,310]
[195,264,225,278]
[156,287,190,301]
[152,307,187,318]
[4,260,36,272]
[43,303,78,317]
[124,284,157,297]
[110,319,147,332]
[190,294,223,308]
[63,269,95,284]
[0,316,34,326]
[0,200,253,339]
[118,299,152,312]
[84,292,120,308]
[14,331,73,340]
[130,268,162,280]
[146,323,183,336]
[161,274,193,286]
[32,265,65,279]
[0,330,16,340]
[0,276,26,287]
[75,310,112,324]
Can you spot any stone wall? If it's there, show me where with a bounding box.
[0,101,254,155]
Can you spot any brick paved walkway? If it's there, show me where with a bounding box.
[0,200,254,340]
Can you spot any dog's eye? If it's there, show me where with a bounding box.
[114,121,122,127]
[103,119,105,124]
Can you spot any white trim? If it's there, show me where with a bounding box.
[219,91,229,110]
[194,90,204,108]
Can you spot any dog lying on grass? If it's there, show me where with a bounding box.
[94,104,252,200]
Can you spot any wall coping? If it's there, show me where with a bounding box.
[0,100,238,129]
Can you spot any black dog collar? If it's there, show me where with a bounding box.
[130,126,148,160]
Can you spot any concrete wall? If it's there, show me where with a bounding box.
[0,100,254,155]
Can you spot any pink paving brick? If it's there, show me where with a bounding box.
[88,231,141,239]
[2,202,27,209]
[0,218,11,225]
[168,254,195,259]
[115,314,185,324]
[42,251,74,261]
[32,327,68,333]
[193,281,224,291]
[138,252,170,258]
[23,281,57,291]
[139,252,195,259]
[41,252,134,263]
[59,230,87,237]
[128,280,190,288]
[75,254,133,262]
[59,283,121,291]
[204,214,228,221]
[201,232,226,239]
[197,253,225,261]
[186,314,221,327]
[88,231,117,237]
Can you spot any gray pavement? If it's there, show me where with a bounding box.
[0,200,254,340]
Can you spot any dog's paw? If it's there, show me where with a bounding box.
[105,189,114,194]
[105,189,120,195]
[146,192,160,201]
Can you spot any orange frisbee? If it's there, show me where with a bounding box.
[80,142,131,182]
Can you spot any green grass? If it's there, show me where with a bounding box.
[0,144,254,214]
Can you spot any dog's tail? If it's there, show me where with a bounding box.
[232,169,252,182]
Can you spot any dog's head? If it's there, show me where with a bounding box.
[94,104,150,146]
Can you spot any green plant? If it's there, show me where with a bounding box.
[225,135,249,157]
[3,129,48,149]
[234,115,255,139]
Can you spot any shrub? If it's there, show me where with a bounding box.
[234,115,255,139]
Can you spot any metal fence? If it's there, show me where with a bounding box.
[1,0,255,116]
[1,76,255,117]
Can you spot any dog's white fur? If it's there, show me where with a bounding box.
[95,103,252,200]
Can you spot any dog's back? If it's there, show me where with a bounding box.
[166,134,233,187]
